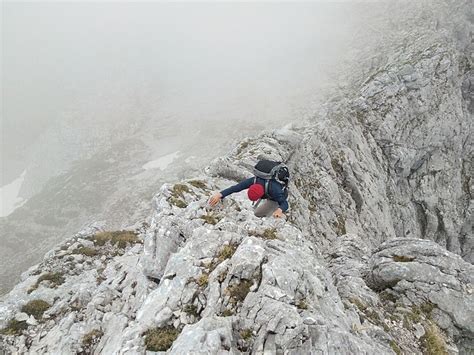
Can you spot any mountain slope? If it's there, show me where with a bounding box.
[1,1,472,354]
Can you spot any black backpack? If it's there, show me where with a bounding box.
[253,160,290,199]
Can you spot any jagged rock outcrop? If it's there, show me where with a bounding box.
[1,1,472,354]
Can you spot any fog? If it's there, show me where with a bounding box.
[2,1,377,184]
[1,1,389,294]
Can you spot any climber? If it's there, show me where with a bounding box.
[208,160,290,218]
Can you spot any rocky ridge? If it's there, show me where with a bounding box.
[1,1,473,354]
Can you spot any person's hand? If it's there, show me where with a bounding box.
[209,192,223,207]
[273,208,284,218]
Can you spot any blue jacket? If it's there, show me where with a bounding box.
[220,177,289,212]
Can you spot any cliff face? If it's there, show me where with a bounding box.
[1,1,473,354]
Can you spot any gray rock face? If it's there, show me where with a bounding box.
[1,1,473,354]
[368,239,474,351]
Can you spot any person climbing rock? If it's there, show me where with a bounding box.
[209,160,290,218]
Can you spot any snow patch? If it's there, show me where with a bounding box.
[143,151,180,171]
[0,170,28,217]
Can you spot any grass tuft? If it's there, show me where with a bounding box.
[144,326,180,351]
[392,255,415,262]
[221,309,234,317]
[188,180,207,190]
[390,340,402,355]
[21,300,51,319]
[240,328,253,341]
[82,329,104,349]
[0,319,28,336]
[217,244,238,262]
[172,184,190,198]
[196,273,209,288]
[183,304,199,317]
[169,197,188,208]
[28,272,65,293]
[297,299,308,310]
[249,228,278,240]
[200,213,220,225]
[421,323,449,355]
[90,231,141,249]
[227,280,253,304]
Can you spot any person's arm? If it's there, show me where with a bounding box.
[209,177,254,206]
[220,177,254,198]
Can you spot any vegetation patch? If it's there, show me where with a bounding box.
[390,340,402,355]
[227,280,253,304]
[21,300,51,319]
[250,228,278,240]
[183,304,199,318]
[421,323,449,355]
[217,244,238,263]
[392,255,415,262]
[240,328,253,341]
[221,309,234,317]
[90,231,141,249]
[200,213,221,225]
[188,180,207,190]
[28,272,65,293]
[172,184,190,198]
[196,273,209,288]
[144,326,180,352]
[0,319,28,336]
[297,299,308,310]
[73,247,98,257]
[169,197,187,209]
[82,329,104,350]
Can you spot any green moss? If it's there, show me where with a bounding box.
[196,273,209,288]
[82,329,103,348]
[28,272,65,293]
[250,228,278,240]
[21,300,51,319]
[172,184,190,198]
[390,340,402,355]
[200,213,220,225]
[392,255,415,262]
[90,231,141,249]
[144,326,180,352]
[183,304,199,317]
[297,299,308,310]
[221,309,234,317]
[188,180,207,190]
[240,328,253,341]
[217,244,238,262]
[227,280,253,304]
[169,197,187,208]
[0,319,28,335]
[421,323,448,355]
[73,247,98,257]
